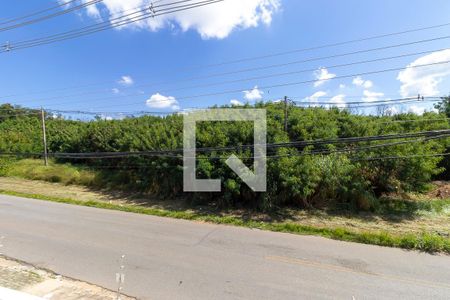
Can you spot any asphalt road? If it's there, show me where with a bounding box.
[0,194,449,300]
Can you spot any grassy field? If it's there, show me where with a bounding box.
[1,174,449,254]
[0,159,99,186]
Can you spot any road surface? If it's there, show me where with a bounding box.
[0,194,449,299]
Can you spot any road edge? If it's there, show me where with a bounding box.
[0,188,449,254]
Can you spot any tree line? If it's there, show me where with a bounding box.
[0,99,449,210]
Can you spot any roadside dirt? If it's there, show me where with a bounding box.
[427,181,450,199]
[0,256,134,300]
[0,176,188,210]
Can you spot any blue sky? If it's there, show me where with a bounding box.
[1,0,450,116]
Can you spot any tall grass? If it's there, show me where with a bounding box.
[0,159,98,186]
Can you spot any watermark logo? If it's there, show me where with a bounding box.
[183,109,267,192]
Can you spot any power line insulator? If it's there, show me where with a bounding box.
[3,41,11,52]
[148,3,156,18]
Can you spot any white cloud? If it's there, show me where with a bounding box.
[397,49,450,97]
[352,76,373,89]
[304,91,327,102]
[362,90,385,102]
[314,67,336,87]
[85,2,101,18]
[339,84,346,89]
[384,106,399,116]
[328,94,346,108]
[99,114,113,121]
[146,93,180,110]
[71,0,281,39]
[230,99,244,106]
[408,105,427,115]
[118,75,134,86]
[243,86,264,101]
[112,88,120,94]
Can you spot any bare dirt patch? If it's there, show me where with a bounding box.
[0,256,134,300]
[427,181,450,199]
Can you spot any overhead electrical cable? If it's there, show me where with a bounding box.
[41,97,440,116]
[352,152,450,162]
[6,0,203,48]
[3,37,450,103]
[0,0,103,33]
[0,18,448,109]
[1,0,225,52]
[0,0,80,26]
[20,129,447,158]
[7,59,447,112]
[8,42,449,106]
[80,60,450,110]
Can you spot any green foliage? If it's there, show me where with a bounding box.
[0,157,15,175]
[0,103,449,210]
[434,96,450,117]
[3,159,98,186]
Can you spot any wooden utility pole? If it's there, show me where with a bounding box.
[284,96,288,132]
[40,108,48,166]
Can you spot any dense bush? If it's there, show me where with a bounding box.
[0,101,449,210]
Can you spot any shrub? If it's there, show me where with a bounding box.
[0,103,448,211]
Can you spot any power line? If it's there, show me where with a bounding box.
[12,17,446,69]
[293,98,441,111]
[26,151,450,170]
[95,61,450,110]
[53,41,450,100]
[378,117,450,124]
[3,37,449,103]
[5,0,199,48]
[0,17,448,109]
[11,60,448,111]
[46,109,450,126]
[1,97,441,122]
[352,152,450,162]
[194,130,450,153]
[1,0,225,52]
[294,97,437,106]
[18,129,447,158]
[41,97,440,116]
[147,45,450,95]
[8,42,448,107]
[21,17,444,72]
[178,22,450,71]
[4,135,448,160]
[162,61,449,103]
[9,0,220,47]
[0,0,103,33]
[0,0,81,26]
[46,109,174,116]
[3,95,441,117]
[1,130,448,162]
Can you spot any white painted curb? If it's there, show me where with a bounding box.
[0,287,44,300]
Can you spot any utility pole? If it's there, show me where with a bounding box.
[40,108,48,166]
[284,96,289,132]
